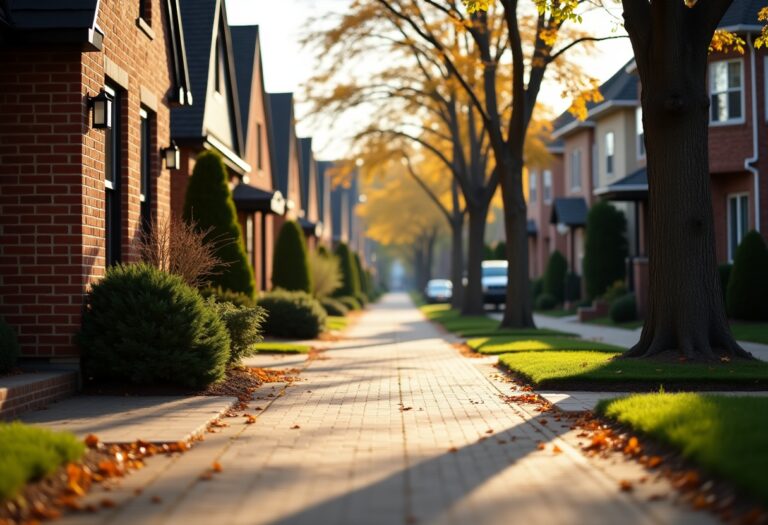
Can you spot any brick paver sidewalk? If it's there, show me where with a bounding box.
[68,293,715,525]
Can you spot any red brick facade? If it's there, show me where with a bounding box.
[0,0,184,359]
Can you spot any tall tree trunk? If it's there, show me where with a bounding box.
[622,0,751,360]
[423,231,436,290]
[462,203,489,315]
[500,160,535,328]
[450,215,465,309]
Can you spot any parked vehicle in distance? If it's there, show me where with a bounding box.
[482,260,508,307]
[425,279,453,303]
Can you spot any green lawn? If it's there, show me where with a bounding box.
[498,351,768,389]
[585,316,644,330]
[467,336,623,355]
[597,394,768,505]
[456,327,577,338]
[0,422,85,501]
[730,322,768,345]
[251,342,311,354]
[326,316,349,332]
[535,309,576,318]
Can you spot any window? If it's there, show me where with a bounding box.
[605,131,615,177]
[636,106,645,158]
[529,171,537,202]
[139,108,152,232]
[728,194,749,261]
[570,149,581,191]
[710,59,743,124]
[104,84,121,266]
[257,123,263,170]
[139,0,151,23]
[246,215,254,267]
[543,170,552,203]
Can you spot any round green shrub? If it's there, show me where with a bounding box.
[201,286,256,308]
[610,293,637,323]
[543,251,568,303]
[531,278,544,300]
[337,295,362,311]
[79,264,230,388]
[320,297,349,317]
[494,241,507,260]
[258,289,327,339]
[583,201,628,299]
[272,220,312,293]
[333,243,361,298]
[535,293,557,311]
[0,317,20,375]
[207,300,265,365]
[483,244,495,261]
[183,151,255,298]
[727,231,768,321]
[602,280,628,304]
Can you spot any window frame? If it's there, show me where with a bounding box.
[709,58,745,126]
[570,149,582,192]
[139,107,153,232]
[727,192,750,262]
[543,169,552,204]
[104,84,122,266]
[605,131,615,178]
[636,106,646,160]
[529,170,538,203]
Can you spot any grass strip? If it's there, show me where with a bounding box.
[0,422,85,501]
[597,393,768,505]
[251,342,311,354]
[467,336,623,354]
[326,316,349,332]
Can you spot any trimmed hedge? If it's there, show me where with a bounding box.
[543,251,567,303]
[0,317,20,375]
[535,293,557,311]
[610,293,637,323]
[201,286,256,308]
[183,151,255,298]
[272,220,312,293]
[334,243,361,298]
[320,297,349,317]
[207,300,266,365]
[583,201,628,299]
[258,289,327,339]
[494,241,507,260]
[727,231,768,321]
[80,264,230,388]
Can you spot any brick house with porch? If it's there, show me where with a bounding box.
[0,0,191,361]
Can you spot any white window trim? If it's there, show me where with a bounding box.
[543,169,552,204]
[529,170,538,203]
[570,149,582,192]
[139,108,148,203]
[605,131,615,179]
[104,84,117,191]
[727,192,750,262]
[709,58,746,126]
[636,106,646,160]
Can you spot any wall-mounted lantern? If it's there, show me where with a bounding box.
[162,142,180,170]
[89,90,113,129]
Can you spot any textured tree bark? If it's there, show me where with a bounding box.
[500,158,535,328]
[450,215,465,309]
[622,0,752,361]
[463,203,490,315]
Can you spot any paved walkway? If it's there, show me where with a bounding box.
[64,294,715,525]
[489,313,768,361]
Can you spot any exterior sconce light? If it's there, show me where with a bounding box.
[162,142,180,170]
[89,90,113,129]
[556,222,570,236]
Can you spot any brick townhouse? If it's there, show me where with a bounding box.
[0,0,191,361]
[527,0,768,316]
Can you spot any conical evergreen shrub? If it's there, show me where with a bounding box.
[583,201,628,299]
[183,151,255,298]
[494,241,507,260]
[271,220,312,292]
[354,252,368,300]
[333,243,361,297]
[726,230,768,321]
[543,250,568,303]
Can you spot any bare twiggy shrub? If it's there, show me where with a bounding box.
[135,216,231,288]
[309,249,342,298]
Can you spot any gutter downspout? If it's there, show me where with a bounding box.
[745,33,760,232]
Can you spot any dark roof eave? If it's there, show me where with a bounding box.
[5,25,103,50]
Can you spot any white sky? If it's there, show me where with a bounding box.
[226,0,634,158]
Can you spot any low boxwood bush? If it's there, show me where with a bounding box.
[727,231,768,321]
[337,295,362,311]
[601,280,628,304]
[80,264,230,388]
[201,286,257,308]
[543,251,567,302]
[257,289,327,339]
[0,317,20,375]
[320,297,349,317]
[207,300,265,365]
[610,293,637,323]
[535,293,557,311]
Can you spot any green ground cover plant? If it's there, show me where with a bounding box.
[0,423,85,501]
[534,308,576,318]
[467,336,622,354]
[251,342,310,354]
[326,316,349,332]
[597,393,768,505]
[498,351,768,389]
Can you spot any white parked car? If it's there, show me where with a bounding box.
[482,260,507,306]
[424,279,453,304]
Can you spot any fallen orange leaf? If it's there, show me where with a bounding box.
[212,462,223,473]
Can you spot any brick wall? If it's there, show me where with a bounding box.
[0,372,78,420]
[0,0,177,358]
